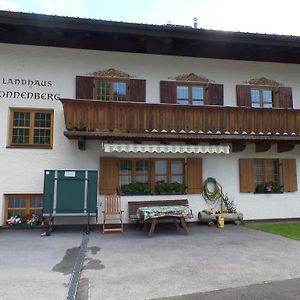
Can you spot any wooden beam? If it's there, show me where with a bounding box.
[78,137,86,150]
[277,143,295,153]
[255,142,271,152]
[231,143,246,152]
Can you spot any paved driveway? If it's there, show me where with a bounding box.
[1,223,300,300]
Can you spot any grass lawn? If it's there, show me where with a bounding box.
[245,222,300,241]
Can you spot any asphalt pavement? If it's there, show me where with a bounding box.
[1,223,300,300]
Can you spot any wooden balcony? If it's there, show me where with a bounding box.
[60,99,300,152]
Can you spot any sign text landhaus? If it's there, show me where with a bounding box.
[0,77,61,100]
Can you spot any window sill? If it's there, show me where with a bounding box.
[6,145,53,149]
[254,192,283,194]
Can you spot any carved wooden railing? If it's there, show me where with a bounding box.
[60,99,300,137]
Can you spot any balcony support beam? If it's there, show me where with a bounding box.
[231,142,246,153]
[255,142,271,153]
[78,137,86,151]
[277,142,295,153]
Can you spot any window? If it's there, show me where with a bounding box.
[76,76,146,102]
[254,159,280,192]
[239,159,297,193]
[251,88,273,108]
[176,84,206,105]
[9,108,54,147]
[119,159,149,186]
[117,158,184,193]
[95,78,128,101]
[5,194,43,221]
[100,157,202,195]
[155,159,184,184]
[160,81,223,105]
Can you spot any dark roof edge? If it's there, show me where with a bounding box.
[1,10,300,43]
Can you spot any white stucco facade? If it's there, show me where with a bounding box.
[1,43,300,225]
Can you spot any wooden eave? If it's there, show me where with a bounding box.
[2,11,300,63]
[64,130,300,143]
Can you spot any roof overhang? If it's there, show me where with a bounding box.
[1,11,300,63]
[102,143,230,154]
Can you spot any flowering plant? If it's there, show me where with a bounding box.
[26,214,40,226]
[256,181,281,193]
[7,215,22,225]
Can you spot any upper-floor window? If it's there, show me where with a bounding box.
[95,79,128,101]
[76,75,145,102]
[160,81,223,106]
[9,108,54,148]
[236,84,293,108]
[177,84,206,105]
[251,88,273,108]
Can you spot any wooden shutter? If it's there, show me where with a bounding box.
[128,79,146,102]
[160,81,177,104]
[207,83,224,105]
[236,85,251,107]
[187,158,203,193]
[282,159,297,192]
[277,87,293,108]
[76,76,94,100]
[239,159,255,192]
[99,158,119,194]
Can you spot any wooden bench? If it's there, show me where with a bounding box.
[128,199,189,221]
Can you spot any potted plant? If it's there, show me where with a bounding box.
[256,181,281,193]
[121,182,151,195]
[155,181,183,194]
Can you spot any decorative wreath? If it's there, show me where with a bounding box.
[202,177,223,203]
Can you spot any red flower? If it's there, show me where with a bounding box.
[23,213,31,220]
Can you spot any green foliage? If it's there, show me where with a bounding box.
[155,181,183,194]
[121,182,151,195]
[221,193,237,213]
[256,181,281,193]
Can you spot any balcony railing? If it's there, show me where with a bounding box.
[60,99,300,142]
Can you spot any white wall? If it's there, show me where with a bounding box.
[1,43,300,225]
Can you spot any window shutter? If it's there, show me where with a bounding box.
[187,158,203,193]
[236,85,251,107]
[239,159,255,192]
[99,158,119,194]
[282,159,297,192]
[160,81,177,103]
[128,79,146,102]
[277,87,293,108]
[207,83,224,105]
[76,76,94,100]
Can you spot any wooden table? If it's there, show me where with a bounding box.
[136,205,193,237]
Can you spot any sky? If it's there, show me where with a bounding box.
[0,0,300,36]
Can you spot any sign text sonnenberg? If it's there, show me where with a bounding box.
[0,77,61,100]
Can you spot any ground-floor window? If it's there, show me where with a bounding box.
[5,194,43,223]
[239,158,297,193]
[118,158,185,194]
[100,157,203,195]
